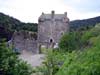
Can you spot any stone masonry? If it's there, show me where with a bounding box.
[11,31,38,54]
[38,11,69,48]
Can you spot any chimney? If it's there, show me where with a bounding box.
[51,10,55,18]
[42,12,44,15]
[64,12,67,17]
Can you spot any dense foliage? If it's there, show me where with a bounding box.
[56,23,100,75]
[0,40,33,75]
[34,49,67,75]
[59,32,82,52]
[0,27,13,41]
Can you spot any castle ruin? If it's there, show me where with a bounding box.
[11,31,38,54]
[11,11,69,54]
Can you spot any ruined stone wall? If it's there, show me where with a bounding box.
[11,31,38,54]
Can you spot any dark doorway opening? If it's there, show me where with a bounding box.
[50,39,53,43]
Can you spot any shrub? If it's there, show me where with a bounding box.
[59,32,82,52]
[56,24,100,75]
[0,40,33,75]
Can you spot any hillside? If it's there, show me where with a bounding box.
[0,12,38,32]
[70,16,100,31]
[0,12,38,40]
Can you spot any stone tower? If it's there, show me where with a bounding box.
[38,11,69,49]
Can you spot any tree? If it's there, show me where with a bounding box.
[59,32,82,52]
[34,49,67,75]
[0,40,33,75]
[56,24,100,75]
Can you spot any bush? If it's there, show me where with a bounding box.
[0,40,33,75]
[81,23,100,47]
[56,24,100,75]
[59,32,82,52]
[56,37,100,75]
[35,49,67,75]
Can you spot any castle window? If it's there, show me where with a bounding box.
[38,18,44,22]
[61,31,64,35]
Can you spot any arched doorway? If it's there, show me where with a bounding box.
[50,38,53,43]
[49,38,55,48]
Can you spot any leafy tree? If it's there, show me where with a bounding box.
[59,32,82,52]
[56,36,100,75]
[56,24,100,75]
[81,23,100,47]
[0,40,33,75]
[34,49,67,75]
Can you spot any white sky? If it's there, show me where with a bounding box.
[0,0,100,23]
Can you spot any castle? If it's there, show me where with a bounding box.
[38,11,69,49]
[11,11,69,53]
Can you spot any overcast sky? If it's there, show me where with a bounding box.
[0,0,100,23]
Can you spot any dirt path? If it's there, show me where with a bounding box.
[19,50,45,67]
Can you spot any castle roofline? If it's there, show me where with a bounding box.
[39,14,68,19]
